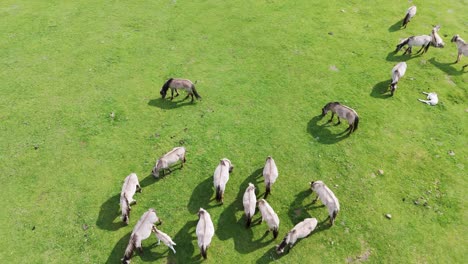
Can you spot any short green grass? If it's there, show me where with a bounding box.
[1,0,466,263]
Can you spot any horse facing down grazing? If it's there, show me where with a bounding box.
[321,102,359,134]
[120,173,142,225]
[263,156,278,199]
[122,209,162,264]
[152,147,186,178]
[160,78,202,102]
[431,25,445,48]
[196,208,215,259]
[390,62,407,96]
[213,158,234,204]
[401,6,417,28]
[258,199,280,239]
[276,218,318,254]
[451,35,468,68]
[243,183,257,227]
[309,181,340,226]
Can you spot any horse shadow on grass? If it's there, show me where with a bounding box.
[217,167,274,254]
[96,194,126,231]
[370,80,392,99]
[307,115,350,145]
[385,51,422,62]
[288,189,313,225]
[428,57,465,76]
[166,220,200,263]
[187,176,217,214]
[388,19,403,32]
[106,231,131,263]
[148,98,198,110]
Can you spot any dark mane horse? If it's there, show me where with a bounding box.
[160,78,202,102]
[321,102,359,135]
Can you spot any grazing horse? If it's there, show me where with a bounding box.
[321,102,359,134]
[276,218,318,254]
[431,25,445,48]
[152,147,186,178]
[451,35,468,68]
[196,208,215,259]
[152,226,176,254]
[402,6,417,28]
[160,78,201,102]
[243,183,257,227]
[310,181,340,226]
[390,62,407,96]
[418,92,438,106]
[395,35,432,55]
[122,209,162,264]
[263,156,278,199]
[120,173,142,225]
[258,199,280,239]
[213,158,234,204]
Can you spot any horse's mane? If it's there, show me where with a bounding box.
[161,78,174,92]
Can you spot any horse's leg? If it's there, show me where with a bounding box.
[183,93,190,100]
[336,117,341,125]
[415,45,425,55]
[170,89,174,100]
[191,94,195,103]
[403,47,409,55]
[175,89,180,97]
[312,194,319,204]
[328,113,334,123]
[454,53,461,63]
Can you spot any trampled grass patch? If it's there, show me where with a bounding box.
[0,0,466,263]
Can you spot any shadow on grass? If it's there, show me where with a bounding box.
[187,176,216,214]
[167,220,201,263]
[385,51,422,62]
[307,115,350,145]
[217,168,273,254]
[148,98,198,109]
[288,189,313,225]
[96,194,126,231]
[256,246,287,264]
[140,164,184,188]
[370,80,392,99]
[388,19,403,32]
[105,232,131,264]
[428,57,465,76]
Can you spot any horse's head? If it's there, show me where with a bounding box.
[152,160,161,178]
[160,89,167,99]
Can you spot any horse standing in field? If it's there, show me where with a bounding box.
[213,158,234,204]
[309,181,340,226]
[257,199,280,239]
[160,78,202,102]
[276,218,318,254]
[395,35,432,55]
[120,173,142,225]
[152,147,186,178]
[451,34,468,68]
[321,102,359,134]
[263,156,278,199]
[243,183,257,227]
[401,6,417,28]
[196,208,215,259]
[122,209,162,264]
[390,62,407,96]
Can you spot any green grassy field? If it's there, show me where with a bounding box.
[1,0,467,263]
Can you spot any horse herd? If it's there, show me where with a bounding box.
[120,149,340,263]
[116,5,465,263]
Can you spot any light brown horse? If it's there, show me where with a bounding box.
[321,102,359,134]
[160,78,201,102]
[451,35,468,69]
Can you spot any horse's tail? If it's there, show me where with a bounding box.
[264,182,271,199]
[201,245,208,259]
[246,213,252,228]
[215,185,222,202]
[353,115,359,132]
[192,84,202,100]
[395,38,409,53]
[122,235,136,263]
[402,13,411,28]
[331,210,339,225]
[273,227,279,239]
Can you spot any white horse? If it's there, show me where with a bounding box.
[451,34,468,68]
[258,199,280,238]
[122,209,162,263]
[418,92,438,106]
[152,226,176,254]
[402,6,417,28]
[431,25,445,48]
[310,181,340,225]
[243,183,257,227]
[152,147,186,178]
[390,62,407,96]
[276,218,318,254]
[395,35,432,55]
[213,158,234,204]
[196,208,215,259]
[120,173,142,225]
[263,156,278,199]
